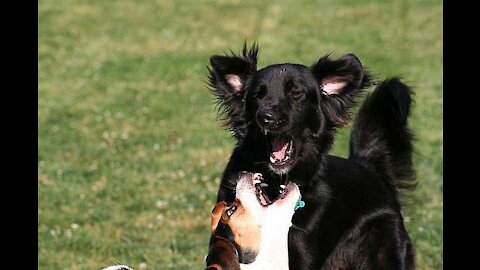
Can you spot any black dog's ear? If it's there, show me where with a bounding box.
[208,43,259,139]
[311,53,371,126]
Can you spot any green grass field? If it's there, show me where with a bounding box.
[38,0,442,269]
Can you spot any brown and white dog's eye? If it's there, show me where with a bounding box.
[226,205,237,218]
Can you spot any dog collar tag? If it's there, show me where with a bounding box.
[295,196,305,211]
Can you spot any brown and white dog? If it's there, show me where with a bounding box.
[205,172,300,270]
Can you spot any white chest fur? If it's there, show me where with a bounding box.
[239,211,292,270]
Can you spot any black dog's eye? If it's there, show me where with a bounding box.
[226,205,237,218]
[254,85,267,99]
[290,89,304,99]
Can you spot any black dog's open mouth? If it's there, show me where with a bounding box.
[253,173,291,206]
[265,133,295,173]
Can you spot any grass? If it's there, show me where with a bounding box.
[38,0,442,269]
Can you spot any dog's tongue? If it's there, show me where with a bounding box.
[271,137,289,160]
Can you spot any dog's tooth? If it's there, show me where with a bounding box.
[280,184,286,189]
[284,156,290,161]
[253,179,261,184]
[253,173,263,180]
[260,183,269,187]
[270,156,276,163]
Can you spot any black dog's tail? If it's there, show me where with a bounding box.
[349,78,416,191]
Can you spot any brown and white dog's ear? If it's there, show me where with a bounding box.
[211,201,228,233]
[311,53,372,126]
[206,237,241,270]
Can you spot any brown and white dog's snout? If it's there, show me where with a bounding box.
[206,172,300,270]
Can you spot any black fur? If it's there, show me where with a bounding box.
[349,78,416,191]
[208,43,415,270]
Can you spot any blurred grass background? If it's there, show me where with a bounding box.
[38,0,442,269]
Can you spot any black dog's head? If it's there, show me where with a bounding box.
[209,43,371,184]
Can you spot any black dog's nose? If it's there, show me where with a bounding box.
[258,109,275,124]
[257,108,287,128]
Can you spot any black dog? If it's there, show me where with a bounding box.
[208,43,416,269]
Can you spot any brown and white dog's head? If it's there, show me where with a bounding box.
[205,172,300,270]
